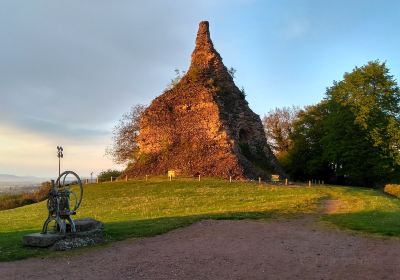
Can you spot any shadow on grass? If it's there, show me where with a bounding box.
[0,229,47,262]
[0,210,279,262]
[322,210,400,236]
[103,210,279,241]
[4,209,399,262]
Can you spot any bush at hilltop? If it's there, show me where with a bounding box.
[384,184,400,198]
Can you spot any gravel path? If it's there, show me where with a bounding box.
[1,215,400,280]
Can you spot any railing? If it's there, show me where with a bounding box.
[83,174,314,186]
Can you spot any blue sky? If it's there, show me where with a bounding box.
[0,0,399,177]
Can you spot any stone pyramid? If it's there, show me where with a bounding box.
[124,21,283,179]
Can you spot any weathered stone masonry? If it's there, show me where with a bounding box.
[124,21,284,179]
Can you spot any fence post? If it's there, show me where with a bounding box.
[322,180,324,185]
[285,178,288,186]
[126,175,128,182]
[198,175,201,182]
[110,176,113,182]
[258,177,261,184]
[229,176,232,183]
[145,175,148,181]
[308,180,311,187]
[169,175,172,181]
[96,177,99,183]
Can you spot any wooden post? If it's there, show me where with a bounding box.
[322,180,324,185]
[125,175,128,182]
[285,178,288,186]
[145,175,148,181]
[258,177,261,184]
[198,175,201,181]
[308,180,311,187]
[96,177,99,183]
[110,176,113,182]
[229,176,232,183]
[169,175,172,181]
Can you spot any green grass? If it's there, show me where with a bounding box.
[1,178,400,261]
[321,186,400,235]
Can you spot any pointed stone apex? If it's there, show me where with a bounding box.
[190,21,226,75]
[195,21,212,49]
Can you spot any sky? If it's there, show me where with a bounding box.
[1,0,399,178]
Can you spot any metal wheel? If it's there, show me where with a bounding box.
[55,171,83,212]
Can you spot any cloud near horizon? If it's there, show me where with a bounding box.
[0,0,223,177]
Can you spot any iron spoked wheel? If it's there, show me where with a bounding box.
[55,171,83,212]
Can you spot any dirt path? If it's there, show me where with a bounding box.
[1,214,400,280]
[322,199,341,214]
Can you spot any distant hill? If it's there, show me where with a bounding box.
[0,174,47,183]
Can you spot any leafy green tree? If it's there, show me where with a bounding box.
[285,103,332,181]
[323,61,400,186]
[287,61,400,186]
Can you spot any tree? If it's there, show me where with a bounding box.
[286,61,400,186]
[262,106,300,159]
[322,61,400,186]
[106,104,147,164]
[285,103,332,181]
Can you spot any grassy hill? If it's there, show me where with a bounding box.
[1,178,400,261]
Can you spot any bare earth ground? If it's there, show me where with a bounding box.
[2,206,400,279]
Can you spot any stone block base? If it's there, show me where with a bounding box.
[23,218,104,251]
[23,233,64,248]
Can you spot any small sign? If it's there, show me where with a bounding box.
[168,170,176,178]
[271,174,280,182]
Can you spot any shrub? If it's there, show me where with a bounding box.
[384,184,400,198]
[98,169,122,182]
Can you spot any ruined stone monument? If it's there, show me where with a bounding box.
[124,21,284,179]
